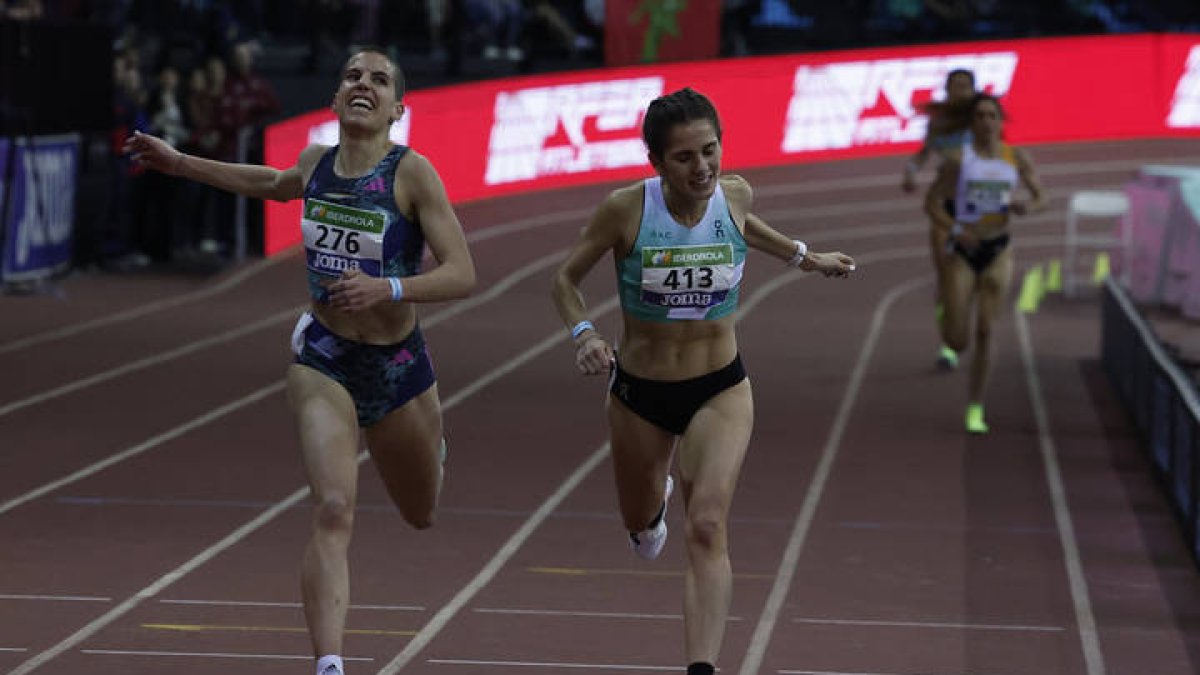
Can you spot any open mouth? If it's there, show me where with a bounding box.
[348,95,374,111]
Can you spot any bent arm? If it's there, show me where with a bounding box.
[924,161,958,231]
[394,153,476,302]
[1015,148,1047,215]
[551,192,627,334]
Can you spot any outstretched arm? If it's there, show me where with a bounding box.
[123,130,312,202]
[744,212,856,277]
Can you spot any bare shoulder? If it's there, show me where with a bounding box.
[397,147,437,177]
[598,182,644,220]
[720,174,752,200]
[296,143,330,178]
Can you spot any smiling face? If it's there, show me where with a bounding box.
[651,119,722,202]
[332,51,405,135]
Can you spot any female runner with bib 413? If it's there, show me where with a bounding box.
[551,87,855,675]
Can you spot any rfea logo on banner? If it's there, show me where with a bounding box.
[1168,46,1200,128]
[485,77,663,185]
[307,111,412,146]
[782,52,1018,153]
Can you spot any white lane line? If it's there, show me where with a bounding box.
[3,298,621,675]
[426,659,678,671]
[159,599,424,612]
[778,670,983,675]
[0,383,285,516]
[474,607,744,621]
[737,275,932,675]
[0,594,110,603]
[753,154,1200,198]
[791,617,1065,632]
[0,248,572,517]
[1014,305,1107,675]
[79,649,372,662]
[761,186,1087,222]
[0,305,303,419]
[374,442,614,675]
[0,250,298,356]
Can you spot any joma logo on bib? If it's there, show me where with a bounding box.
[310,252,361,273]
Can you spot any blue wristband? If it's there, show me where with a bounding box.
[387,277,404,302]
[570,320,594,339]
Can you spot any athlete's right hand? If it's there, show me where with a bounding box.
[123,131,184,175]
[574,334,614,376]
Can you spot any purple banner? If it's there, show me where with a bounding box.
[1,134,80,283]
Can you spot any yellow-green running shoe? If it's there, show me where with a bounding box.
[965,403,989,434]
[937,344,959,370]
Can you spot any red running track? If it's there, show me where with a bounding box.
[1,138,1199,675]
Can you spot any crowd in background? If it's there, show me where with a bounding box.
[1,0,1199,271]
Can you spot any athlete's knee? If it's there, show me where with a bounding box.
[684,504,728,553]
[312,493,355,536]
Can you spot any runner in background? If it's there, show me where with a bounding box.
[901,68,977,370]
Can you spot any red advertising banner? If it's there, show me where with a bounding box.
[264,33,1200,255]
[604,0,720,67]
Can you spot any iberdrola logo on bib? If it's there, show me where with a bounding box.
[651,250,673,265]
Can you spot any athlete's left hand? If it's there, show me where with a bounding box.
[326,269,390,311]
[799,251,856,278]
[1009,200,1029,216]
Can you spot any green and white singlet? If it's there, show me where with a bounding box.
[616,177,747,321]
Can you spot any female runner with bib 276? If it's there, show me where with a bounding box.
[124,47,475,675]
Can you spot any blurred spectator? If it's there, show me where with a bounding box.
[209,42,279,257]
[463,0,525,61]
[179,65,222,261]
[1,0,44,20]
[107,48,150,268]
[723,0,761,56]
[141,65,188,261]
[527,0,599,61]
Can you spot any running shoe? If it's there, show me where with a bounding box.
[630,475,674,560]
[937,345,959,370]
[965,403,989,434]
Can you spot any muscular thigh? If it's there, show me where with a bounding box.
[677,379,754,507]
[287,364,361,499]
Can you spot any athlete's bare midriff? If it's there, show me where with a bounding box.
[311,300,418,345]
[618,313,738,381]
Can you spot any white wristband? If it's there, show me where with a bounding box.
[387,277,404,302]
[571,320,595,340]
[788,240,808,267]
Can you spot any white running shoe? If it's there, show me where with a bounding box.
[630,475,674,560]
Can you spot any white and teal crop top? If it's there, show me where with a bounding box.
[615,177,748,321]
[954,141,1019,228]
